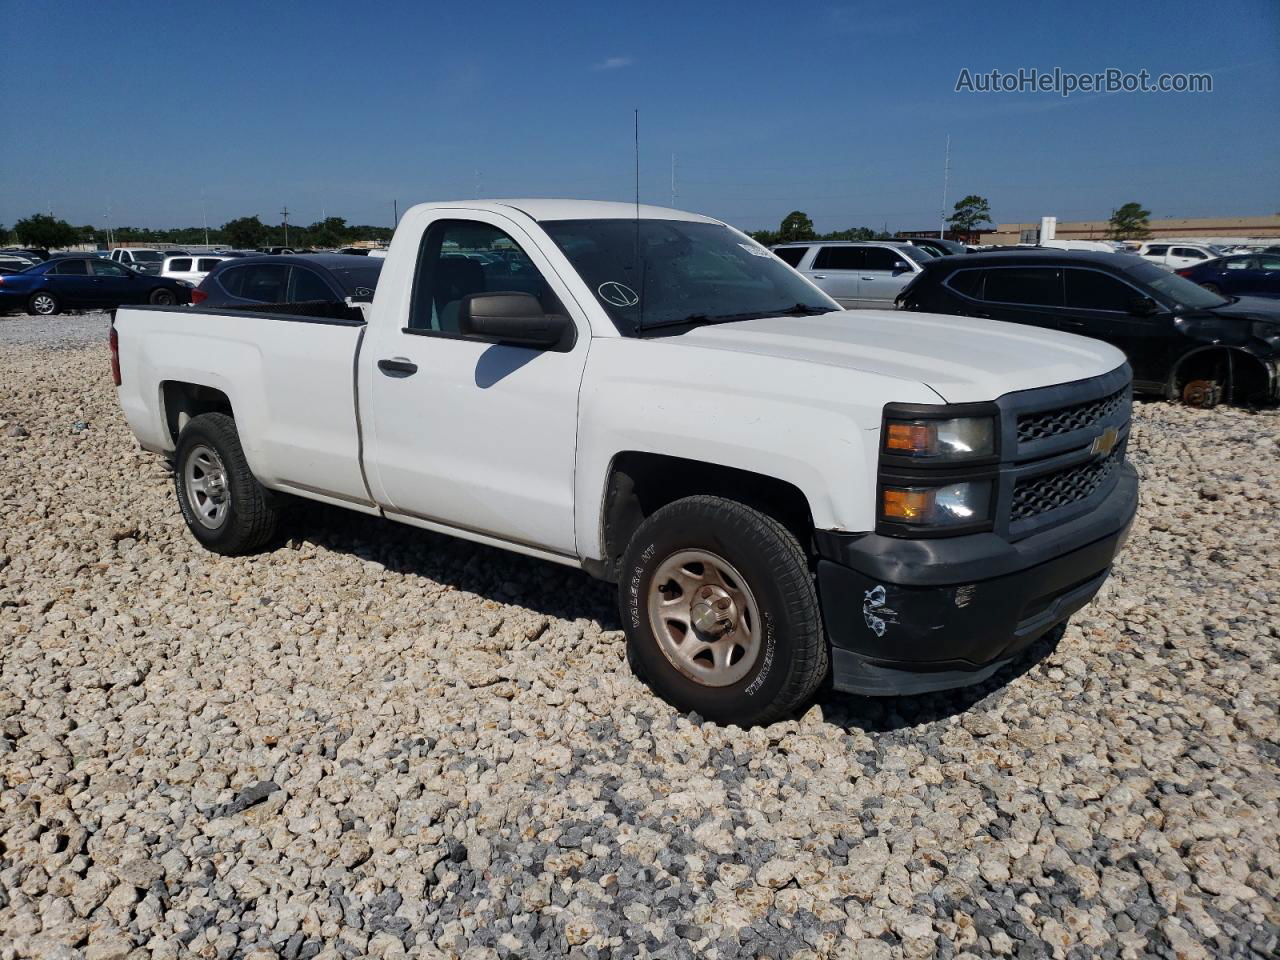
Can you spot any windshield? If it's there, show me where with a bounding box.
[131,251,163,262]
[1128,262,1229,309]
[897,245,934,266]
[541,218,838,334]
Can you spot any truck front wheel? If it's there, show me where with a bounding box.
[174,413,279,554]
[619,495,827,726]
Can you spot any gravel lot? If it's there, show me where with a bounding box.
[1,331,1277,960]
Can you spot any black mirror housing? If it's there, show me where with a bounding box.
[458,292,575,351]
[1128,296,1159,316]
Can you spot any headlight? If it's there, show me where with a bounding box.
[883,416,994,461]
[881,480,992,526]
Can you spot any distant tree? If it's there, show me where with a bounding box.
[222,215,267,249]
[1109,202,1151,240]
[14,213,79,250]
[748,228,780,246]
[778,211,816,244]
[821,226,879,242]
[946,195,993,234]
[306,217,349,249]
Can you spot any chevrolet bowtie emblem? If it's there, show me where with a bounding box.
[1090,426,1119,458]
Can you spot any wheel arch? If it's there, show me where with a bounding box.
[591,451,818,582]
[1167,346,1276,405]
[160,380,235,446]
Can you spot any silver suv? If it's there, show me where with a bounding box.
[772,241,931,308]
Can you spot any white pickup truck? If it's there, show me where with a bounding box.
[113,200,1138,725]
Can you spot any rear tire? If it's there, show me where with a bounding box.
[150,288,177,306]
[29,291,59,316]
[618,495,827,726]
[174,413,279,554]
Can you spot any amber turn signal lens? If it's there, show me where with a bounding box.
[882,488,932,520]
[885,422,932,454]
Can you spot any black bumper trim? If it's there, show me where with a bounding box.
[817,463,1137,695]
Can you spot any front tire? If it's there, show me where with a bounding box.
[618,495,827,726]
[150,287,177,305]
[29,291,59,316]
[174,413,279,554]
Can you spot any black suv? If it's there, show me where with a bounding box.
[898,251,1280,407]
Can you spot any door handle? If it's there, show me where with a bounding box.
[377,357,418,376]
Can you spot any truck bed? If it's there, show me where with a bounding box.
[114,304,374,510]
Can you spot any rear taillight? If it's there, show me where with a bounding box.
[109,326,121,386]
[1175,268,1193,278]
[191,288,208,305]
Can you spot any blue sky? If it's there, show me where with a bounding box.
[3,0,1277,233]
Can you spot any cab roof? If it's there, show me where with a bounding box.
[405,199,720,224]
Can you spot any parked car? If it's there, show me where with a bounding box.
[1175,254,1280,299]
[771,241,932,308]
[109,248,166,275]
[0,253,38,272]
[2,247,50,262]
[1136,242,1221,271]
[0,255,191,315]
[192,254,382,307]
[163,249,189,257]
[256,246,296,255]
[897,237,967,257]
[114,199,1138,725]
[897,250,1280,407]
[162,255,231,286]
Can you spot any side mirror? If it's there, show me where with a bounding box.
[1128,296,1159,316]
[458,292,574,351]
[892,260,911,274]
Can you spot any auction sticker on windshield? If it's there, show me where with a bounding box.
[598,281,640,307]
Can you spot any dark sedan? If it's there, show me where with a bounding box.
[192,254,382,309]
[1177,253,1280,299]
[0,256,192,316]
[897,250,1279,408]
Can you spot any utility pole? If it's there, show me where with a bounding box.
[202,194,209,247]
[280,206,290,247]
[939,134,951,240]
[393,199,398,226]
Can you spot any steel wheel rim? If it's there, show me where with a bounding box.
[647,549,762,687]
[155,290,174,304]
[184,444,230,529]
[32,294,55,315]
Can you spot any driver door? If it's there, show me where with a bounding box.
[89,259,143,304]
[360,211,590,557]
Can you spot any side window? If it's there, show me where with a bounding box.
[197,258,222,272]
[218,267,246,297]
[982,268,1064,306]
[1144,245,1169,256]
[109,250,120,261]
[409,220,559,333]
[945,268,985,299]
[54,259,90,276]
[773,247,807,267]
[1064,269,1137,311]
[1225,258,1252,271]
[169,258,193,272]
[90,261,130,277]
[863,247,902,271]
[237,264,290,302]
[1258,256,1280,270]
[813,247,865,270]
[1174,247,1206,260]
[289,267,333,302]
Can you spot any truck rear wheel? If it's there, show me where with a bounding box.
[619,495,827,726]
[174,413,279,554]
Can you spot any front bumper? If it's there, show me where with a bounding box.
[816,462,1138,696]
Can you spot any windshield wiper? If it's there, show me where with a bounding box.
[640,303,836,333]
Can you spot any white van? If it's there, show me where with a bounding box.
[162,255,230,286]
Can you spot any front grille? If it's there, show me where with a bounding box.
[1011,443,1125,522]
[1017,388,1126,443]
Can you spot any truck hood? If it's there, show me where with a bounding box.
[677,310,1127,403]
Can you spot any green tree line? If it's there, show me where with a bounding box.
[4,213,394,251]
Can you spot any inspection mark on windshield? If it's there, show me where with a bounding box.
[598,281,640,307]
[738,242,772,258]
